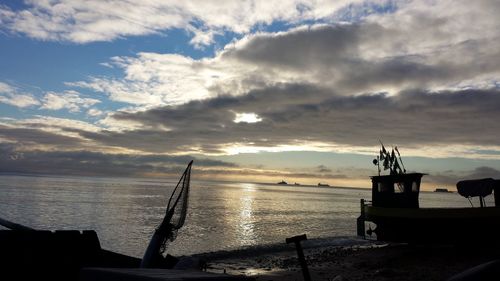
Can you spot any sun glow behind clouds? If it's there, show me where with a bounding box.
[233,112,262,123]
[221,141,345,155]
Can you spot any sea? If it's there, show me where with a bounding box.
[0,174,486,259]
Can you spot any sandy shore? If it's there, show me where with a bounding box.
[205,242,499,281]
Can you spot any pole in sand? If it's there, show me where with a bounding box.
[286,234,311,281]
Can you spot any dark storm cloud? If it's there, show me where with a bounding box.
[223,24,361,70]
[316,165,332,173]
[78,87,500,153]
[465,167,500,180]
[0,143,235,177]
[222,23,500,94]
[0,125,84,147]
[426,166,500,187]
[58,7,500,157]
[4,1,500,178]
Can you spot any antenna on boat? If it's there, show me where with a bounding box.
[394,146,406,173]
[377,141,407,175]
[141,160,193,268]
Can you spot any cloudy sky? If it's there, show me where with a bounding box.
[1,0,500,189]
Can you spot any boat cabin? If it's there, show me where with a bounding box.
[370,173,425,208]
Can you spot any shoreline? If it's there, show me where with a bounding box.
[189,236,375,263]
[204,241,499,281]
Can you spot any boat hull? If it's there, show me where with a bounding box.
[363,205,500,243]
[0,230,141,281]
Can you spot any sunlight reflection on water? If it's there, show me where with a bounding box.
[238,185,256,246]
[0,175,480,258]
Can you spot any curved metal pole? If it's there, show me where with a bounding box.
[0,217,35,231]
[141,160,193,268]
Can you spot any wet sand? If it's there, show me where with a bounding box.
[207,243,499,281]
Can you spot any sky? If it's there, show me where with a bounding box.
[1,0,500,189]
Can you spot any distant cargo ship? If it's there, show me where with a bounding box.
[277,180,287,185]
[434,188,450,193]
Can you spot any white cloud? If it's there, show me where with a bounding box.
[0,82,14,93]
[0,83,102,112]
[0,82,40,108]
[70,4,500,109]
[3,0,500,160]
[63,0,500,157]
[69,52,244,106]
[0,115,102,147]
[87,108,104,117]
[0,0,367,45]
[12,115,101,133]
[233,112,262,123]
[362,0,500,60]
[97,112,145,132]
[40,90,100,112]
[221,141,343,155]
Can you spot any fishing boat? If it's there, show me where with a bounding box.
[357,146,500,244]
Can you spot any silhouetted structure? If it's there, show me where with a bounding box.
[286,234,311,281]
[0,229,140,280]
[357,145,500,243]
[371,173,423,208]
[357,173,500,243]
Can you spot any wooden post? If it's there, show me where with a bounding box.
[357,199,366,237]
[286,234,311,281]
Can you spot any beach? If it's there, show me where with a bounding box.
[206,242,499,281]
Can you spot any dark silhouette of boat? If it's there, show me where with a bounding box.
[357,173,500,243]
[317,183,329,187]
[277,180,287,185]
[358,144,500,244]
[435,188,450,192]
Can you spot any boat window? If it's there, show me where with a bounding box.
[412,181,419,192]
[394,183,404,193]
[378,182,390,192]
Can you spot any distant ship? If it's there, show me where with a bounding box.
[277,180,287,185]
[317,183,330,187]
[294,182,301,185]
[434,188,450,193]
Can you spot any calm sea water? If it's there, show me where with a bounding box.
[0,174,483,258]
